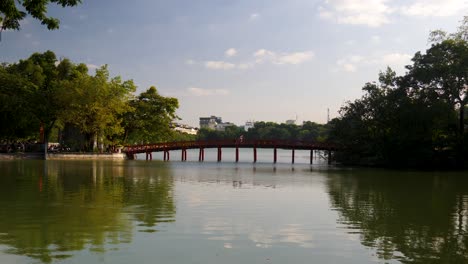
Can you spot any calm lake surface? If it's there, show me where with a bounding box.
[1,151,468,263]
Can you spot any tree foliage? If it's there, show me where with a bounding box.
[330,19,468,168]
[123,86,179,144]
[0,0,81,31]
[0,51,180,152]
[197,121,329,142]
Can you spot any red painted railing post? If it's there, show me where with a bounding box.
[292,148,295,164]
[253,146,257,163]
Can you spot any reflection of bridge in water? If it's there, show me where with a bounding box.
[124,140,339,164]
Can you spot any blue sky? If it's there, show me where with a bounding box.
[1,0,467,127]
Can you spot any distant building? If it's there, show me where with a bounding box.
[215,122,236,132]
[285,119,296,125]
[171,122,198,135]
[199,116,222,129]
[244,121,255,131]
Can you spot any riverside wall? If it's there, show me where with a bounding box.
[0,153,127,160]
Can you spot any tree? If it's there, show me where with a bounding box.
[329,68,457,167]
[5,51,74,156]
[407,39,468,139]
[0,66,38,140]
[0,0,81,32]
[60,65,136,151]
[123,86,179,144]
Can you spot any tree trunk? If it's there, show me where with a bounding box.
[460,104,465,138]
[44,136,48,160]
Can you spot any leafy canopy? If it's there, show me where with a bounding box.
[0,0,81,31]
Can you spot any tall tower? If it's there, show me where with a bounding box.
[327,108,330,123]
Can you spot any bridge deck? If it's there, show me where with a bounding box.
[124,140,338,154]
[124,140,338,164]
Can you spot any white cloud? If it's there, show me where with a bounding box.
[249,13,260,20]
[318,0,393,27]
[343,63,357,72]
[225,48,237,58]
[320,0,468,27]
[335,52,412,73]
[380,53,412,66]
[187,87,230,96]
[254,49,314,65]
[371,35,381,44]
[401,0,468,17]
[275,51,315,65]
[336,59,358,72]
[86,64,100,70]
[197,49,314,71]
[185,59,195,65]
[205,61,236,70]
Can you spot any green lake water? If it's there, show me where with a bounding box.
[0,156,467,263]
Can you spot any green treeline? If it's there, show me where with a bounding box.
[197,121,329,142]
[0,51,188,151]
[328,19,468,168]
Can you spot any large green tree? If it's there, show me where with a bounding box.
[407,39,468,139]
[60,65,136,151]
[329,68,457,167]
[123,86,179,144]
[4,51,78,155]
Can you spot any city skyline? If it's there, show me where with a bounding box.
[1,0,466,127]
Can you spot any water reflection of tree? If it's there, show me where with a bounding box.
[0,160,175,263]
[326,170,468,263]
[122,162,176,228]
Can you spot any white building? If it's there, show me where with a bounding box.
[244,121,255,131]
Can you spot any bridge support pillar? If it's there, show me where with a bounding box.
[146,152,152,161]
[164,150,170,161]
[310,149,313,165]
[181,149,187,161]
[235,147,239,162]
[253,147,257,163]
[273,148,277,163]
[292,149,295,164]
[328,150,332,165]
[217,147,222,162]
[199,148,204,162]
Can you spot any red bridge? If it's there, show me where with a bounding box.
[124,140,339,164]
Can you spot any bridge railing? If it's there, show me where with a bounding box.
[123,140,339,154]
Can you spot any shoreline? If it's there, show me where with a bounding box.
[0,152,127,160]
